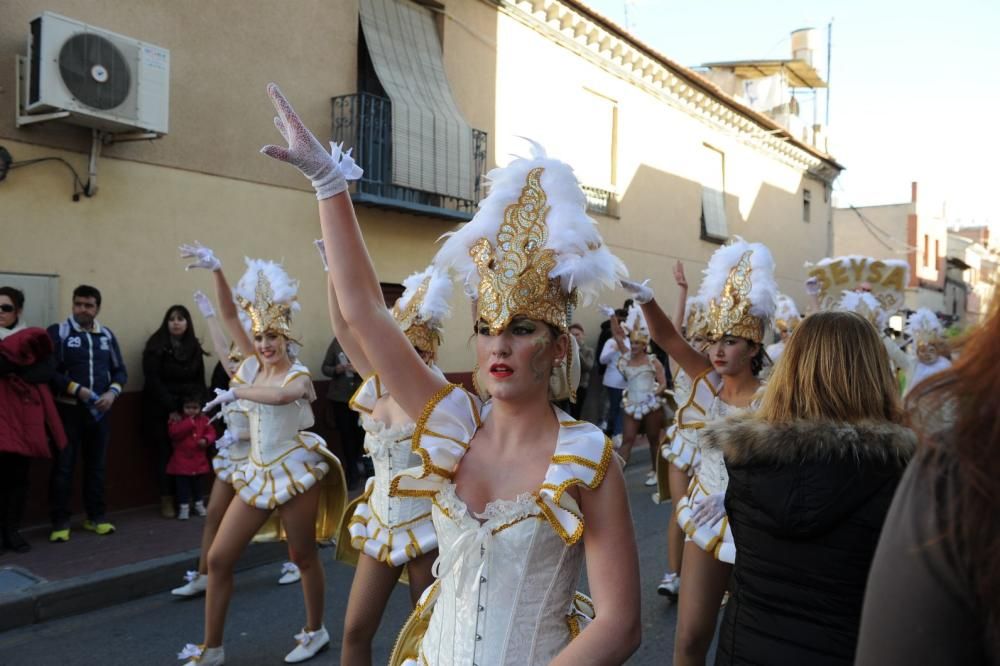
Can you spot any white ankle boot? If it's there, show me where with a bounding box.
[277,562,300,585]
[284,626,329,663]
[193,500,207,517]
[171,571,208,597]
[177,643,224,665]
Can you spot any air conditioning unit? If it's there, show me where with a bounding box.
[24,12,169,135]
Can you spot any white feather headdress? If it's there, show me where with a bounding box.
[391,264,453,355]
[623,304,650,345]
[434,140,626,334]
[696,237,777,343]
[837,290,886,330]
[233,258,301,341]
[773,293,802,333]
[905,308,944,345]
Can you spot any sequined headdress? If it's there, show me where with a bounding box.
[391,265,453,357]
[435,141,626,335]
[773,293,802,334]
[684,297,710,340]
[233,258,300,342]
[623,304,650,347]
[905,308,945,346]
[697,238,777,344]
[837,291,886,330]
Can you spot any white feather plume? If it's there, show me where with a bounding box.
[774,293,802,322]
[395,264,454,328]
[696,237,778,321]
[623,304,648,336]
[233,258,301,311]
[434,140,626,306]
[905,307,944,339]
[837,290,887,329]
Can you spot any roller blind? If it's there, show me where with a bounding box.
[359,0,473,200]
[701,145,728,240]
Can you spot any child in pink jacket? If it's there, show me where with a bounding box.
[166,396,216,520]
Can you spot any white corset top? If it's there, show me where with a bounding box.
[361,415,425,527]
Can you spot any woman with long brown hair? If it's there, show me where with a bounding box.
[704,311,914,665]
[855,289,1000,664]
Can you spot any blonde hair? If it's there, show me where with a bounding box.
[757,311,901,423]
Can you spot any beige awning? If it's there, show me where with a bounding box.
[360,0,474,200]
[702,59,827,89]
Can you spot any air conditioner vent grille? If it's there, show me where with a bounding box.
[58,33,130,110]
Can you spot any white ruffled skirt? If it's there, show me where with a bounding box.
[348,477,436,567]
[231,433,332,510]
[675,474,735,564]
[661,423,701,475]
[212,437,250,485]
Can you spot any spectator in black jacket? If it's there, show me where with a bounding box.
[47,285,128,541]
[701,311,914,666]
[142,305,207,518]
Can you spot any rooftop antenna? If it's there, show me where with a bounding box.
[825,18,833,126]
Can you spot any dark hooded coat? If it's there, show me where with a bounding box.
[703,415,916,666]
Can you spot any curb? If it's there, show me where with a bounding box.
[0,542,287,633]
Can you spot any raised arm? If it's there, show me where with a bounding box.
[671,260,689,331]
[260,84,444,420]
[180,243,253,359]
[193,291,236,378]
[315,240,374,378]
[622,280,711,379]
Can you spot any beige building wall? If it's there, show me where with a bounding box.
[3,0,841,384]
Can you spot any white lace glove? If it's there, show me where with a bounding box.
[260,83,363,200]
[598,304,616,318]
[193,290,215,318]
[691,492,726,528]
[203,387,237,413]
[179,242,221,271]
[314,239,329,272]
[621,278,654,305]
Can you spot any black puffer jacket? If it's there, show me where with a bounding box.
[701,415,916,666]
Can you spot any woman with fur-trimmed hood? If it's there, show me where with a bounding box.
[703,311,915,665]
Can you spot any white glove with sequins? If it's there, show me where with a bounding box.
[691,492,726,528]
[193,290,215,318]
[598,304,616,318]
[179,242,221,271]
[203,387,237,413]
[260,83,363,200]
[621,278,654,305]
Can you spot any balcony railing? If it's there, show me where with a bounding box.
[331,93,487,221]
[581,185,617,217]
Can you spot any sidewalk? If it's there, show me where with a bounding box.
[0,505,287,633]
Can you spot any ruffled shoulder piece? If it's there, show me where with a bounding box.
[537,408,615,546]
[230,355,260,385]
[349,373,386,415]
[283,361,315,401]
[390,384,481,498]
[676,368,721,430]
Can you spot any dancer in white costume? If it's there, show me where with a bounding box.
[623,238,776,666]
[328,258,451,664]
[900,308,952,395]
[765,293,802,364]
[168,251,302,598]
[177,258,342,666]
[616,304,666,471]
[657,262,711,599]
[257,82,641,665]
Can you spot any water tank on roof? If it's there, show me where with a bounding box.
[790,27,818,65]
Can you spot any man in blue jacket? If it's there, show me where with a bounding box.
[47,285,127,541]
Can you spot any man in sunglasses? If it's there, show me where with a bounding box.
[47,285,128,542]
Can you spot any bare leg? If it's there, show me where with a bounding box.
[643,410,665,471]
[619,415,640,464]
[666,466,689,575]
[405,550,437,606]
[673,541,732,666]
[341,553,403,666]
[277,484,325,632]
[198,477,235,574]
[204,496,271,647]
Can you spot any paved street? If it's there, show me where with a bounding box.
[0,455,686,665]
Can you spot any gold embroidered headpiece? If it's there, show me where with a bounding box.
[470,167,573,334]
[236,270,294,339]
[905,307,945,346]
[838,291,886,330]
[698,239,777,344]
[392,277,440,356]
[684,299,710,340]
[233,258,300,343]
[773,293,802,334]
